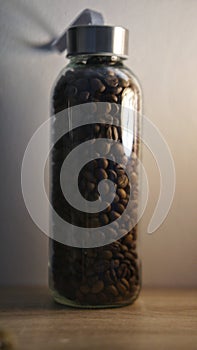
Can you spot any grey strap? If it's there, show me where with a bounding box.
[52,9,104,53]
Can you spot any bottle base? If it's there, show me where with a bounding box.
[50,286,141,309]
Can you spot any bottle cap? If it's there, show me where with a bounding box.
[66,25,128,58]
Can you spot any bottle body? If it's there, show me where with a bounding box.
[49,56,142,308]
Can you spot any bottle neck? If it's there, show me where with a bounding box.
[68,55,125,66]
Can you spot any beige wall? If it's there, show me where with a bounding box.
[0,0,197,287]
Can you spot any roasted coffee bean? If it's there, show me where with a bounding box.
[86,182,95,191]
[111,86,123,95]
[111,259,120,269]
[95,168,108,180]
[79,91,90,101]
[91,280,104,294]
[121,199,129,207]
[121,278,130,289]
[102,250,113,260]
[104,270,114,284]
[105,76,119,87]
[123,233,133,247]
[112,126,119,140]
[94,124,101,134]
[97,158,108,169]
[109,211,120,221]
[83,171,96,183]
[121,244,129,252]
[113,203,125,214]
[113,194,119,203]
[131,172,138,183]
[117,188,127,199]
[114,252,124,260]
[106,285,119,297]
[95,260,110,273]
[116,282,127,295]
[125,252,135,261]
[119,78,130,88]
[107,169,117,182]
[90,78,106,92]
[106,126,112,138]
[97,102,111,114]
[110,268,118,282]
[103,202,112,213]
[100,213,109,225]
[117,174,129,188]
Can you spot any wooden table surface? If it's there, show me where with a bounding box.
[0,287,196,350]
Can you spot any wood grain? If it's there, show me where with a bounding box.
[0,287,196,350]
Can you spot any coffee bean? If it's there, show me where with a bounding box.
[103,203,112,213]
[125,252,135,261]
[115,252,124,260]
[79,91,90,101]
[109,211,120,221]
[84,171,96,183]
[106,126,112,138]
[131,199,138,208]
[117,188,127,199]
[117,175,129,188]
[106,285,119,297]
[97,102,111,114]
[87,182,95,191]
[111,259,120,269]
[110,268,118,282]
[102,250,113,260]
[100,213,109,225]
[113,203,125,214]
[94,124,100,134]
[111,86,123,95]
[112,126,119,140]
[91,280,104,294]
[90,78,106,92]
[131,172,138,185]
[116,282,127,295]
[121,278,130,289]
[121,199,129,207]
[104,270,113,284]
[109,94,118,102]
[107,169,117,182]
[113,194,119,203]
[97,158,108,169]
[121,245,128,252]
[123,233,133,247]
[105,76,119,87]
[119,78,130,88]
[95,168,108,180]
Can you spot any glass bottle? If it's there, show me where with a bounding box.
[49,25,142,308]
